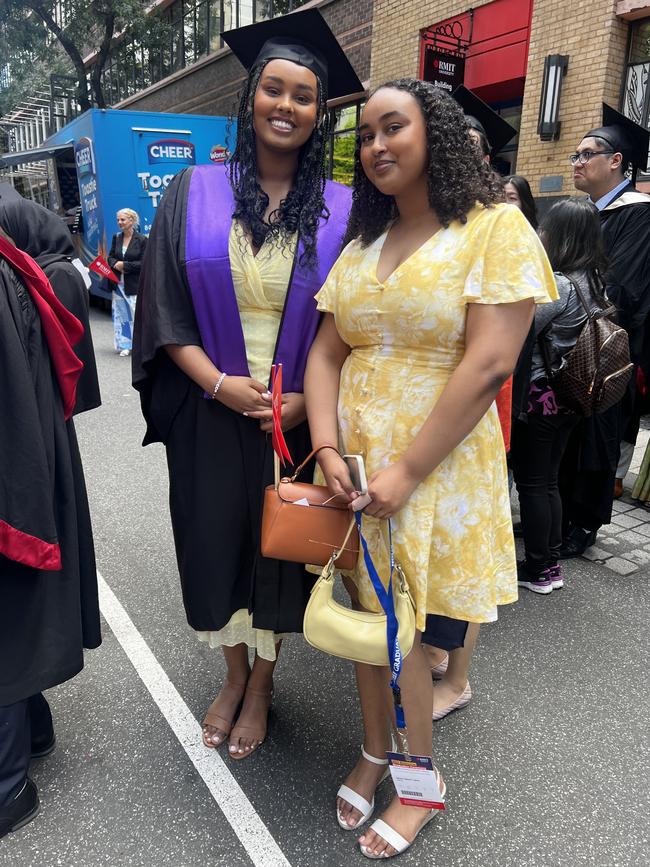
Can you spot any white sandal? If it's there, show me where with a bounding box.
[336,745,390,831]
[359,770,446,859]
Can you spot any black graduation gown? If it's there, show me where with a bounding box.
[0,199,101,415]
[0,260,101,707]
[559,185,650,529]
[38,255,101,415]
[133,171,314,635]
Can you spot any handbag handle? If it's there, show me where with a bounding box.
[275,443,340,488]
[328,515,358,565]
[290,443,341,481]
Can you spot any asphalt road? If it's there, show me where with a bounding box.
[2,308,649,867]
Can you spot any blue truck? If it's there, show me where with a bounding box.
[37,108,231,299]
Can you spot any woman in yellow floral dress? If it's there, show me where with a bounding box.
[305,79,556,860]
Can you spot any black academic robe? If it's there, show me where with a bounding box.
[559,183,650,529]
[600,183,650,368]
[0,259,101,706]
[38,254,101,415]
[132,170,315,635]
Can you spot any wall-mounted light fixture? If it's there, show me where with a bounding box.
[538,54,569,141]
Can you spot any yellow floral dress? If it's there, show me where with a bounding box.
[315,203,557,629]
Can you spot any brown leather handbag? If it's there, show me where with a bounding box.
[260,445,359,569]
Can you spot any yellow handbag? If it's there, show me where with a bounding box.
[303,518,416,666]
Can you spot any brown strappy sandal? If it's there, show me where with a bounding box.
[201,680,247,749]
[227,686,273,760]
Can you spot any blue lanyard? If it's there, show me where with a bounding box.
[355,513,406,730]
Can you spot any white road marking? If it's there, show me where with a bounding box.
[97,571,291,867]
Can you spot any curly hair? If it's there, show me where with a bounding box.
[227,61,330,269]
[343,79,504,248]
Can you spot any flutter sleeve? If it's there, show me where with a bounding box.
[315,239,356,314]
[462,205,558,306]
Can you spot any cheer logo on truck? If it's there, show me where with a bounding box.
[147,138,196,165]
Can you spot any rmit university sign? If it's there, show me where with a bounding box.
[422,49,465,93]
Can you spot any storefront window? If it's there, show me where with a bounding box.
[326,102,364,186]
[624,18,650,173]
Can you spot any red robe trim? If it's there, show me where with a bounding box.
[0,517,62,571]
[0,235,83,420]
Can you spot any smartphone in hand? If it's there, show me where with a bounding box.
[344,454,368,495]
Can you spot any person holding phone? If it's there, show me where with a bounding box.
[305,79,555,859]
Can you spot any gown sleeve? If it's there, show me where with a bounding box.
[46,262,101,415]
[132,168,202,445]
[602,204,650,362]
[462,205,558,305]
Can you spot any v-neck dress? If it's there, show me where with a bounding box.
[315,203,557,627]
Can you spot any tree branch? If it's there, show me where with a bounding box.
[89,9,116,108]
[27,1,91,110]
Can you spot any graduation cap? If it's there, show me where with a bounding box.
[452,85,517,155]
[222,9,363,102]
[585,103,650,174]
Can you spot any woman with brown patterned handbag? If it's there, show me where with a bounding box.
[511,198,614,594]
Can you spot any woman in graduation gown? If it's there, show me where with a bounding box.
[0,224,100,836]
[133,9,360,760]
[0,197,101,415]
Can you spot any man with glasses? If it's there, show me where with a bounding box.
[560,104,650,558]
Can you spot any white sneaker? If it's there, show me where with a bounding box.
[119,349,131,357]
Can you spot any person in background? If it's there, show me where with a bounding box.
[631,432,650,505]
[504,175,538,231]
[561,105,650,556]
[305,79,555,858]
[108,208,147,357]
[512,199,608,593]
[0,198,101,414]
[0,215,101,838]
[422,87,518,722]
[504,175,539,535]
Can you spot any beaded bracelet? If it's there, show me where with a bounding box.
[212,372,227,399]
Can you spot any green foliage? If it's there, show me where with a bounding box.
[331,132,356,187]
[330,105,360,187]
[0,0,162,116]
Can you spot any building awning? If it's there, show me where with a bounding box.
[0,143,74,168]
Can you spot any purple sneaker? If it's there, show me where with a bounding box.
[517,562,554,595]
[548,563,564,590]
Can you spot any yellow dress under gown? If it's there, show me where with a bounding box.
[315,204,557,629]
[196,221,297,661]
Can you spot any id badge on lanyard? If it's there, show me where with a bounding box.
[356,514,445,810]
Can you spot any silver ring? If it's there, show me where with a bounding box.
[242,411,249,417]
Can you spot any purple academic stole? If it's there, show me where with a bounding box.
[184,164,351,393]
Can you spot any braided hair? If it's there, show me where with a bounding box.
[227,61,331,269]
[343,79,504,248]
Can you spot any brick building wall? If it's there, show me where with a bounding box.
[370,0,495,85]
[370,0,634,199]
[517,0,629,197]
[117,0,373,117]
